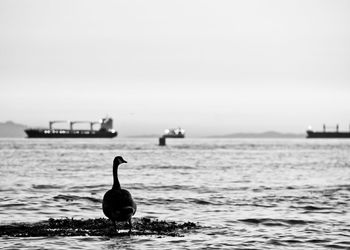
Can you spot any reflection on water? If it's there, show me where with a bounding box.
[0,138,349,249]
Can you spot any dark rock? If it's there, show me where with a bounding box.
[0,217,199,237]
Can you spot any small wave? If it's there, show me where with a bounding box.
[251,203,276,208]
[267,239,287,246]
[290,205,335,211]
[1,203,26,208]
[156,165,196,170]
[283,239,305,244]
[290,205,346,214]
[53,194,101,203]
[137,197,220,206]
[187,198,213,205]
[32,184,62,190]
[137,197,183,205]
[132,184,195,191]
[69,184,107,191]
[324,243,350,249]
[239,218,312,226]
[303,205,332,210]
[306,239,330,244]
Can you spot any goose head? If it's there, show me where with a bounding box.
[113,156,127,167]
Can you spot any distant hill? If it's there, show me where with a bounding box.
[127,134,160,138]
[209,131,305,138]
[0,121,27,138]
[126,131,305,138]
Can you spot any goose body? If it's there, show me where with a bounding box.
[102,156,137,232]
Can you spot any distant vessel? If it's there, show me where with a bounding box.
[162,128,185,138]
[306,124,350,138]
[25,117,117,138]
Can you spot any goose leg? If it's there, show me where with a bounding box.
[113,220,118,233]
[128,218,132,235]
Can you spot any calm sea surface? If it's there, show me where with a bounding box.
[0,138,349,249]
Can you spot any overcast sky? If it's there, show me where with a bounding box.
[1,0,349,136]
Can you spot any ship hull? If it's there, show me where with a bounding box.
[25,129,117,138]
[306,130,350,138]
[162,134,185,138]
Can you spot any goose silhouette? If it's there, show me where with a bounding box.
[102,156,137,233]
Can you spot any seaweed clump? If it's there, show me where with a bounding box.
[0,217,199,237]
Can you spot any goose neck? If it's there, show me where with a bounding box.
[112,164,121,190]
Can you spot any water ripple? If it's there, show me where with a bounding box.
[53,194,101,203]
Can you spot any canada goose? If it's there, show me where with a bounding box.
[102,156,137,233]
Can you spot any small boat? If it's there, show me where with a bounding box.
[25,117,117,138]
[162,128,185,138]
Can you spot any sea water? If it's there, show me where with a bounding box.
[0,138,349,249]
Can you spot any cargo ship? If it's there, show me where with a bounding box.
[306,124,350,138]
[25,117,117,138]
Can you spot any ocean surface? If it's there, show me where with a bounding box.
[0,138,349,249]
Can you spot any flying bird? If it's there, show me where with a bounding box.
[102,156,137,233]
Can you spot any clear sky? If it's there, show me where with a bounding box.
[1,0,350,136]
